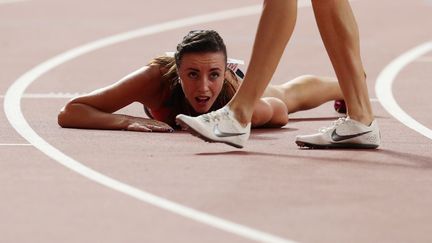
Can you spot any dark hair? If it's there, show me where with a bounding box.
[174,30,227,67]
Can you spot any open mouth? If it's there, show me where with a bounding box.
[195,96,210,104]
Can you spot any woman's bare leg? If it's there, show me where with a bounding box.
[311,0,374,125]
[263,75,343,113]
[227,0,298,125]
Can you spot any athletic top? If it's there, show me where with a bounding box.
[143,87,172,122]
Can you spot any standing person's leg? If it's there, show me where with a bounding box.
[176,0,298,148]
[312,0,372,124]
[228,0,297,124]
[295,0,380,149]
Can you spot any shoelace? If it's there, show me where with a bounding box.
[202,109,230,123]
[319,117,347,133]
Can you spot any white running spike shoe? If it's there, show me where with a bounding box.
[176,106,251,148]
[295,117,380,149]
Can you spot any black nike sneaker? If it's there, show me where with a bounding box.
[295,117,380,149]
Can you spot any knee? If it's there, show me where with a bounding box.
[251,100,272,127]
[265,97,289,127]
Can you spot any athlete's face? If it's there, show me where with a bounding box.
[177,52,226,114]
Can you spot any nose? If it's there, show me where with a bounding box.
[197,76,210,92]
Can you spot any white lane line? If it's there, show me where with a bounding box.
[4,2,322,243]
[0,143,32,146]
[0,92,85,99]
[0,0,28,5]
[375,41,432,140]
[20,92,84,98]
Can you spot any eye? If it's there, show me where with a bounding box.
[210,72,220,80]
[188,71,198,79]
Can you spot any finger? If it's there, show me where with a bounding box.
[127,124,152,132]
[148,125,174,133]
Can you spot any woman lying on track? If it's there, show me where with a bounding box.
[58,30,344,133]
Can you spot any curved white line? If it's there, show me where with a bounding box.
[3,3,323,243]
[0,0,28,5]
[0,143,32,146]
[375,41,432,140]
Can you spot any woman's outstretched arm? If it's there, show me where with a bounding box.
[58,65,173,132]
